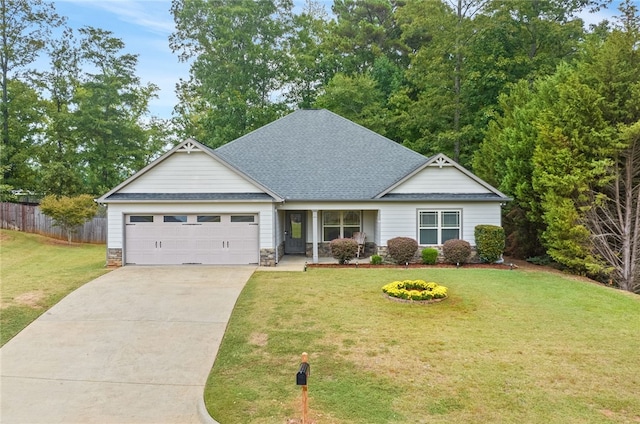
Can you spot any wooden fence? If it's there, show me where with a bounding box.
[0,202,106,244]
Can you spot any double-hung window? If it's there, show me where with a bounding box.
[418,210,461,245]
[322,211,361,241]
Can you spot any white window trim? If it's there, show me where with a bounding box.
[322,210,362,242]
[417,209,462,245]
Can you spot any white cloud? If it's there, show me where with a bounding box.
[58,0,175,35]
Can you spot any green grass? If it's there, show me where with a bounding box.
[205,268,640,423]
[0,229,109,346]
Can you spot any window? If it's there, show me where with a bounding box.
[231,215,254,223]
[164,215,187,223]
[322,210,361,241]
[130,215,153,223]
[197,215,221,223]
[418,210,460,245]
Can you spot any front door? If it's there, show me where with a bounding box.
[284,211,306,254]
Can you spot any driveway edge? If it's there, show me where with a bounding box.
[198,395,219,424]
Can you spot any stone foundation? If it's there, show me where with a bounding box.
[107,248,122,267]
[260,248,277,267]
[276,241,285,263]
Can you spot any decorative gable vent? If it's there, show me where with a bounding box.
[431,156,452,169]
[177,141,201,154]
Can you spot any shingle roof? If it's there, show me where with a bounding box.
[214,109,429,200]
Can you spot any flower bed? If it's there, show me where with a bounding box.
[382,279,448,302]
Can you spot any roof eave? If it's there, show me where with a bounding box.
[375,153,510,199]
[96,138,285,204]
[100,198,278,204]
[377,197,512,202]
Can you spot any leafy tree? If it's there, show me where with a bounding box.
[475,1,640,287]
[170,0,295,147]
[587,122,640,293]
[1,79,47,192]
[393,0,484,165]
[325,0,406,75]
[39,194,98,243]
[36,28,84,195]
[530,65,618,274]
[286,2,332,109]
[0,0,64,188]
[314,73,388,135]
[474,80,547,258]
[580,1,640,292]
[73,27,159,195]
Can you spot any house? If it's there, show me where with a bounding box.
[97,109,510,266]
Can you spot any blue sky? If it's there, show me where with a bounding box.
[50,0,619,120]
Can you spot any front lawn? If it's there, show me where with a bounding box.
[0,229,109,346]
[205,267,640,423]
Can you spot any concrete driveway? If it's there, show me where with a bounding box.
[0,265,255,424]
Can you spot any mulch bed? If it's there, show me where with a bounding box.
[382,293,448,304]
[307,262,517,270]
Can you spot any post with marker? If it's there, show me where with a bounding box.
[296,352,310,423]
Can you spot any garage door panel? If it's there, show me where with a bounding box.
[125,222,163,265]
[124,214,258,265]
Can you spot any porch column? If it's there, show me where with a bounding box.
[312,209,319,263]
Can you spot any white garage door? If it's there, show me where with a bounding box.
[124,214,259,265]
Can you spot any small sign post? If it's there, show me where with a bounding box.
[296,352,310,424]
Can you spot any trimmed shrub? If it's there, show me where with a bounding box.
[421,248,439,265]
[370,254,383,265]
[387,237,419,264]
[442,239,471,265]
[382,280,448,301]
[330,238,358,264]
[475,225,505,263]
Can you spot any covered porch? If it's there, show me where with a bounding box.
[274,207,379,264]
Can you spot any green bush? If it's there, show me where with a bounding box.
[442,239,471,265]
[382,280,448,301]
[421,248,439,265]
[330,238,359,264]
[370,254,383,265]
[387,237,419,264]
[39,194,99,243]
[475,225,505,263]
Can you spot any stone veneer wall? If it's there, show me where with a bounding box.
[277,241,285,263]
[260,248,277,267]
[107,248,122,267]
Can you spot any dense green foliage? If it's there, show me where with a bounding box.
[474,225,505,263]
[330,238,359,264]
[1,1,166,197]
[386,236,418,264]
[421,247,439,265]
[442,239,472,265]
[39,194,98,243]
[475,1,640,291]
